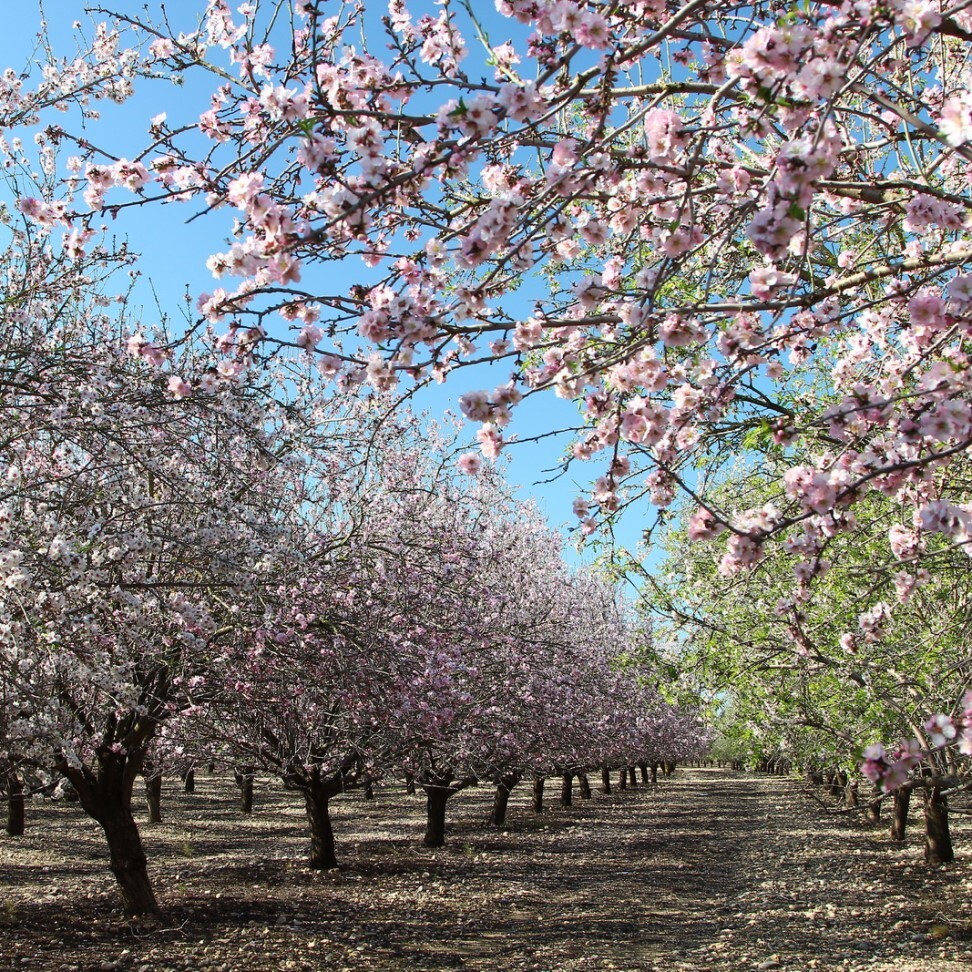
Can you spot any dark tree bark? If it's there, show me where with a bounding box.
[181,768,195,794]
[627,766,637,787]
[489,774,520,826]
[639,762,649,784]
[617,768,627,791]
[363,780,375,801]
[864,784,882,824]
[577,773,592,799]
[651,762,659,785]
[144,772,162,824]
[283,766,350,869]
[890,786,911,841]
[234,766,254,814]
[304,787,338,869]
[6,770,25,837]
[423,784,451,848]
[531,775,545,814]
[101,805,160,917]
[560,773,573,807]
[600,766,611,794]
[405,772,416,796]
[64,748,160,918]
[923,786,954,865]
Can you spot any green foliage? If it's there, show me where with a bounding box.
[636,458,972,773]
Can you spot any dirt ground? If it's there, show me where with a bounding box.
[1,767,971,972]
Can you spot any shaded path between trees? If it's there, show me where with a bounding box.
[1,767,971,971]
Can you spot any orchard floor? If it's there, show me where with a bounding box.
[2,769,972,972]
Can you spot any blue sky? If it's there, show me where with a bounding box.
[0,0,652,569]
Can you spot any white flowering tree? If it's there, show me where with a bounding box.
[0,266,295,914]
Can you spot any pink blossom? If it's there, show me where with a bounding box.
[687,508,725,541]
[166,375,192,399]
[643,109,689,162]
[457,453,482,475]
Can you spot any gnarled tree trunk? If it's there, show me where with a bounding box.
[6,770,25,837]
[890,787,911,841]
[531,774,545,814]
[923,786,954,864]
[65,748,160,918]
[864,784,882,824]
[101,806,159,917]
[144,771,162,824]
[489,773,520,827]
[423,781,452,848]
[560,772,573,807]
[304,787,338,869]
[234,766,254,814]
[577,773,592,799]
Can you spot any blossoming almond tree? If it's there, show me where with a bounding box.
[645,470,972,863]
[0,267,298,915]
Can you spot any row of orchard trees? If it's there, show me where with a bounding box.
[0,232,705,917]
[6,1,971,829]
[642,453,972,865]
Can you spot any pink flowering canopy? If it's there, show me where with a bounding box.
[7,0,972,799]
[8,0,967,574]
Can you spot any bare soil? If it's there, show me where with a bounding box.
[1,767,971,972]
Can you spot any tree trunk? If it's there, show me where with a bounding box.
[531,775,544,814]
[423,785,450,848]
[890,787,911,841]
[639,762,649,784]
[560,773,573,807]
[363,780,375,800]
[144,773,162,824]
[843,780,859,810]
[6,770,25,837]
[864,784,881,824]
[181,768,195,794]
[405,772,416,796]
[235,766,254,814]
[923,786,954,865]
[489,774,519,826]
[304,789,338,869]
[577,773,592,799]
[618,768,627,791]
[60,738,161,918]
[600,766,611,794]
[651,762,659,785]
[627,766,637,787]
[100,805,160,917]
